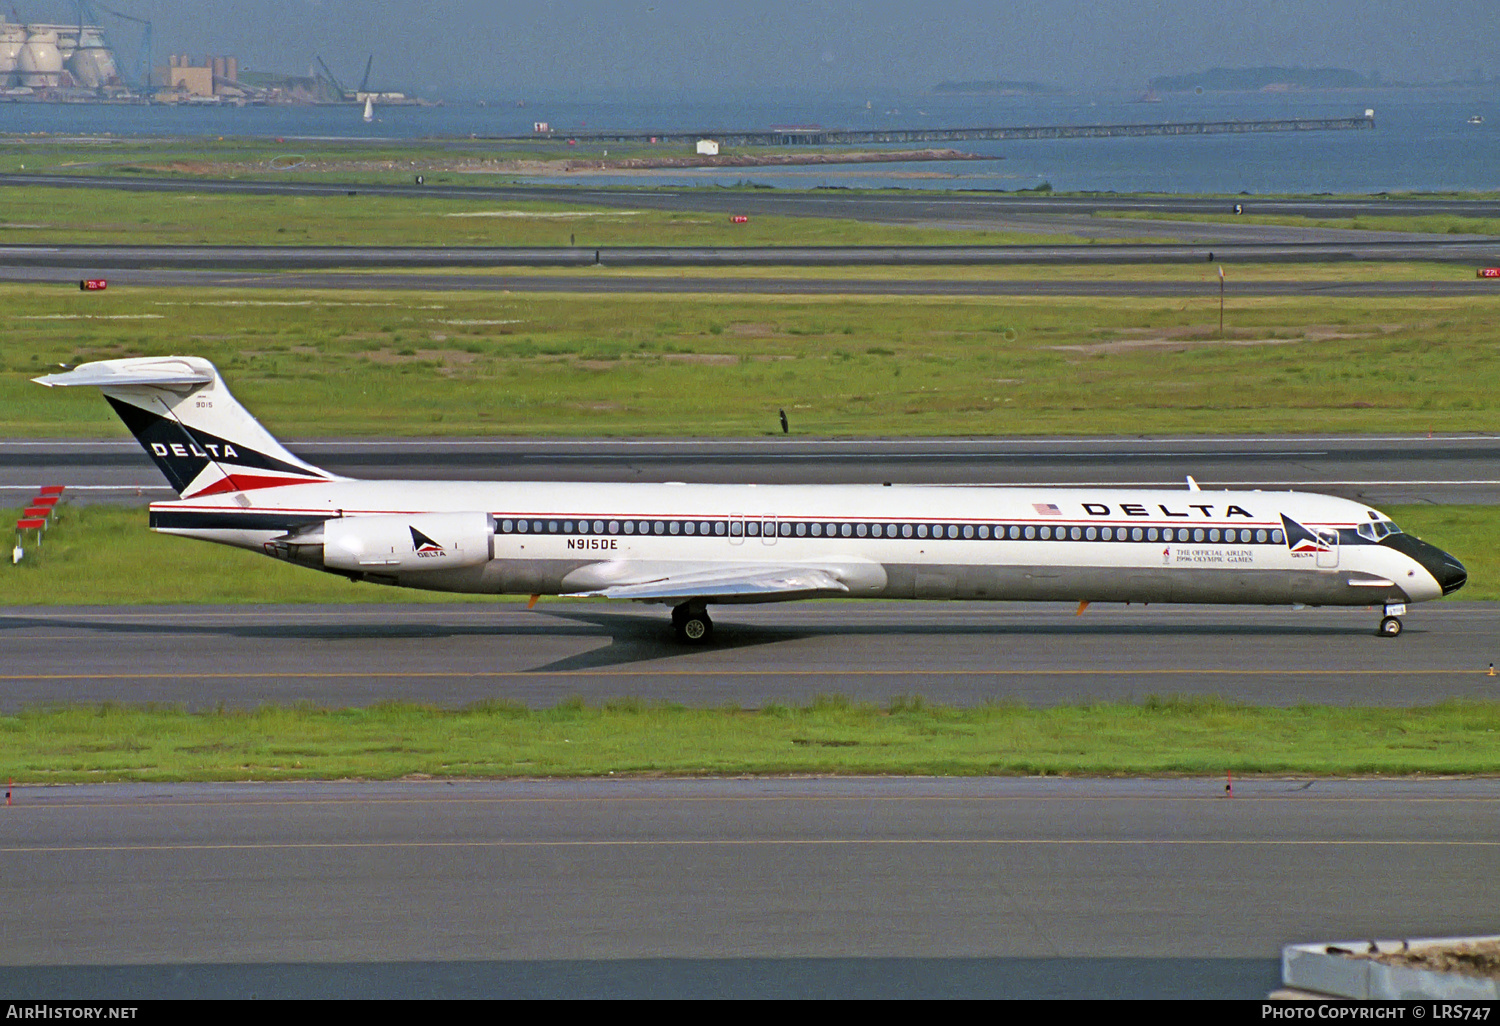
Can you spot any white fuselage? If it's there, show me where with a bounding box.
[149,479,1446,608]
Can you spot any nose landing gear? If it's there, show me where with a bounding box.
[671,601,713,644]
[1377,602,1406,638]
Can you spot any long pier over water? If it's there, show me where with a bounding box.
[513,114,1375,146]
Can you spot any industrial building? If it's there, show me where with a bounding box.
[0,8,420,106]
[0,19,126,94]
[154,54,256,102]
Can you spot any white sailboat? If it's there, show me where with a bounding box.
[362,96,374,123]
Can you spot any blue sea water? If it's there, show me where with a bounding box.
[1,86,1495,194]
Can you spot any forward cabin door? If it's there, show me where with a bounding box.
[1316,528,1340,568]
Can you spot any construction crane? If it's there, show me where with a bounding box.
[75,0,152,91]
[314,54,351,101]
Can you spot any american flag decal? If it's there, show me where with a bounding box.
[1032,503,1062,516]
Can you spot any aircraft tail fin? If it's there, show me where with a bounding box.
[34,356,343,498]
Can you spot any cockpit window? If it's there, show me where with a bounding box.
[1357,519,1403,541]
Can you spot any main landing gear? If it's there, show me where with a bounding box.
[671,601,713,644]
[1377,602,1406,638]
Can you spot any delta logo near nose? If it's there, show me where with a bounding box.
[1280,514,1332,555]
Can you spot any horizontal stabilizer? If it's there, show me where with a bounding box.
[34,359,215,389]
[564,565,850,602]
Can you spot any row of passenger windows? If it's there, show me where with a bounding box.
[494,517,1285,545]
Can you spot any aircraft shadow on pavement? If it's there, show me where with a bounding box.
[0,608,794,673]
[520,609,801,671]
[1,609,1384,675]
[519,608,1386,672]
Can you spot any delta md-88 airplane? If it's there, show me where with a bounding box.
[38,356,1467,643]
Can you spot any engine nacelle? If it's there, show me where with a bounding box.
[320,512,494,573]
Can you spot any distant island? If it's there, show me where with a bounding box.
[932,79,1058,95]
[1149,66,1376,92]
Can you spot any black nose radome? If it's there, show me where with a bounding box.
[1432,553,1468,595]
[1382,534,1467,596]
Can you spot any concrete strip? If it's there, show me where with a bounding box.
[1283,937,1500,999]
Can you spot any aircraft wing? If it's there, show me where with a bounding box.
[563,565,850,602]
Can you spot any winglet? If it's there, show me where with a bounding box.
[1186,475,1200,492]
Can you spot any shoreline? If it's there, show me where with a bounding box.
[148,147,991,178]
[548,148,990,171]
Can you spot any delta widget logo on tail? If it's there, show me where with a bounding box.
[101,393,335,497]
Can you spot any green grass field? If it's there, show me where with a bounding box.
[5,286,1499,438]
[5,697,1499,782]
[1,135,694,184]
[4,503,1492,604]
[1099,210,1500,237]
[0,184,1091,247]
[347,260,1479,281]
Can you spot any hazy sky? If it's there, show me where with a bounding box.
[20,1,1500,98]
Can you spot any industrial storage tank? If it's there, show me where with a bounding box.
[68,28,118,87]
[0,22,29,86]
[18,27,63,88]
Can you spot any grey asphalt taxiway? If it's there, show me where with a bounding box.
[7,264,1500,296]
[2,777,1497,998]
[7,170,1500,223]
[2,239,1498,269]
[6,433,1499,504]
[3,173,1499,289]
[3,601,1495,711]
